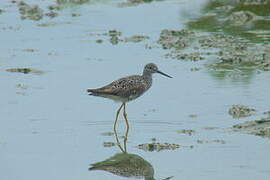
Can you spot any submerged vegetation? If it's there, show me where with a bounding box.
[137,142,180,152]
[228,104,256,118]
[233,117,270,138]
[187,0,270,42]
[6,67,45,74]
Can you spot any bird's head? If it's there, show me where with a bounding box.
[144,63,172,78]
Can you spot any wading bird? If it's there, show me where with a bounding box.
[87,63,172,131]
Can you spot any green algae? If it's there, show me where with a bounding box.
[177,129,196,135]
[233,117,270,138]
[228,104,256,118]
[6,68,45,75]
[137,142,180,152]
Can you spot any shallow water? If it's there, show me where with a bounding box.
[1,0,270,180]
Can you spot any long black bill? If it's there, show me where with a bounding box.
[156,70,172,78]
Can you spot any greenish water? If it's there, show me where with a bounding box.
[187,0,270,42]
[1,0,270,180]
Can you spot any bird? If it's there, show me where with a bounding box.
[87,63,172,131]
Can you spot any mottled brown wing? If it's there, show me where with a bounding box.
[106,75,147,97]
[88,75,146,97]
[114,82,147,99]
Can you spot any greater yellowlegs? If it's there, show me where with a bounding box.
[87,63,172,131]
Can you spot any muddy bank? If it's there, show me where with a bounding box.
[233,117,270,138]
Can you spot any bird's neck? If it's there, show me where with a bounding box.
[142,71,153,87]
[143,69,153,78]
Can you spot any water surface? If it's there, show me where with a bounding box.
[1,0,270,180]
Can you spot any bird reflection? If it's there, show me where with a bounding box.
[89,152,155,180]
[89,129,173,180]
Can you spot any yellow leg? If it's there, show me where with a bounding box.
[113,103,124,132]
[123,103,129,152]
[123,103,129,131]
[123,123,129,153]
[113,126,125,153]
